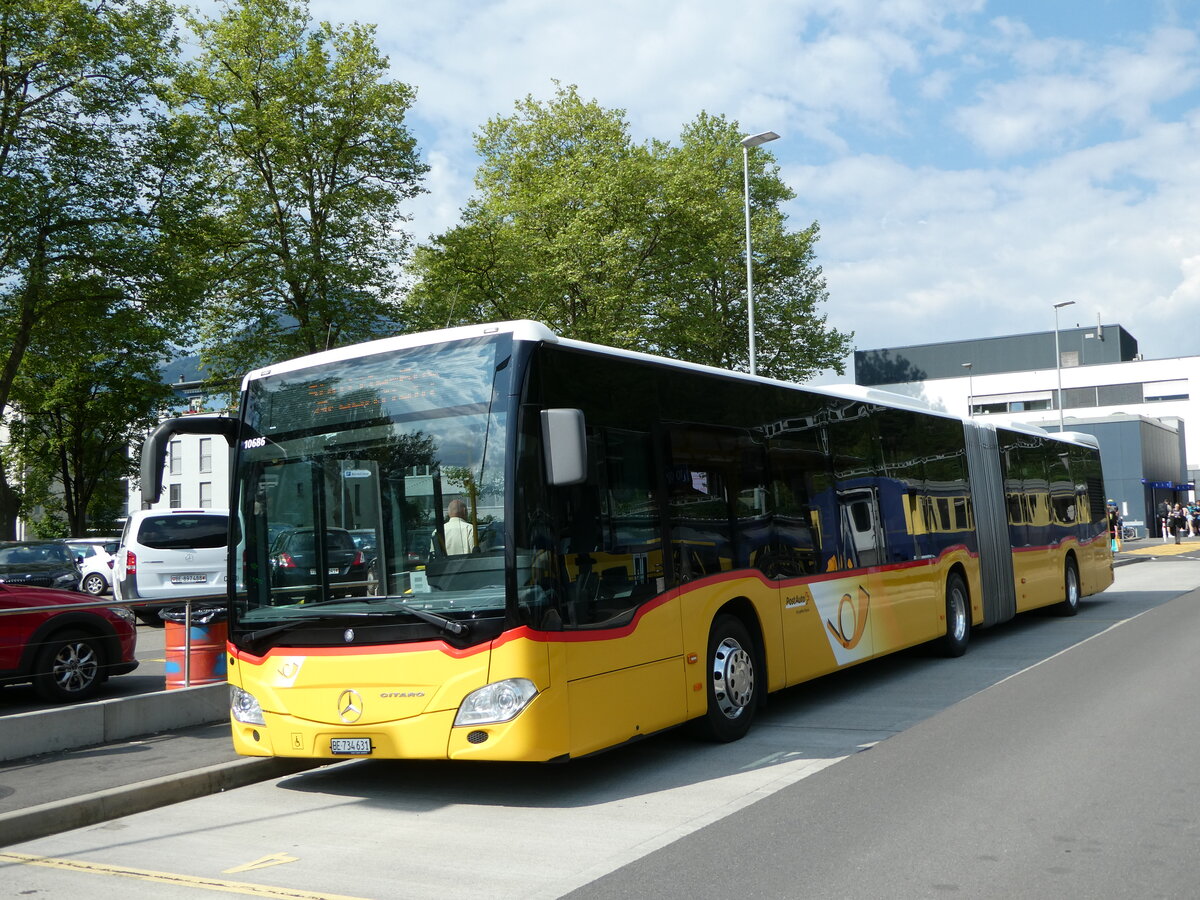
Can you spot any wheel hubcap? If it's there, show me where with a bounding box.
[54,642,98,693]
[712,636,755,719]
[950,588,967,641]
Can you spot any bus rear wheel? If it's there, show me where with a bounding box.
[939,572,970,658]
[1056,558,1081,616]
[696,614,760,743]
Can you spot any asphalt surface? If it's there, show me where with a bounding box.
[0,537,1183,844]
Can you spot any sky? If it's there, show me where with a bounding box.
[284,0,1200,378]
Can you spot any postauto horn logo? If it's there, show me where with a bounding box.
[826,586,871,650]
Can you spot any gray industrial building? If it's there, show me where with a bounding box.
[855,324,1138,385]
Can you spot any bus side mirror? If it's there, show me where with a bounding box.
[140,416,241,505]
[541,408,587,486]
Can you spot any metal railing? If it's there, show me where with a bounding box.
[0,592,225,690]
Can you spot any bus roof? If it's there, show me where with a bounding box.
[238,320,1102,453]
[240,320,559,388]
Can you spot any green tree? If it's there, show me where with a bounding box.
[5,287,176,536]
[645,112,850,381]
[407,83,662,345]
[0,0,189,537]
[177,0,428,385]
[408,90,851,382]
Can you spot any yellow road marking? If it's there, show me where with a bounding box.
[0,852,372,900]
[1123,542,1200,557]
[225,853,300,874]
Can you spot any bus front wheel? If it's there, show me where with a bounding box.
[696,614,760,743]
[939,573,970,658]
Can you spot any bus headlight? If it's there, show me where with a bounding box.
[454,678,538,726]
[230,685,266,725]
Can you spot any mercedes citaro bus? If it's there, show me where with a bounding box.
[140,320,1113,761]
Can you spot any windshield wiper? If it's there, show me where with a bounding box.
[243,597,467,641]
[241,613,378,644]
[373,595,468,636]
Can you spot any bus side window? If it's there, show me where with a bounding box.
[562,428,662,629]
[667,425,755,584]
[764,438,825,578]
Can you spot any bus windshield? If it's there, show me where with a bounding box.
[231,334,513,647]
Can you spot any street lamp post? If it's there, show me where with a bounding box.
[741,130,780,377]
[961,362,973,417]
[1053,300,1076,431]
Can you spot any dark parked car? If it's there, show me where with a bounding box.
[0,540,81,592]
[0,583,138,701]
[269,527,367,600]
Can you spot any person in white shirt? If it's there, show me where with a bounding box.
[435,498,477,556]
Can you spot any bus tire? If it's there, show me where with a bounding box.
[696,614,760,743]
[1056,558,1081,617]
[939,572,970,658]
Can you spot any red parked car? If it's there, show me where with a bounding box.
[0,583,138,702]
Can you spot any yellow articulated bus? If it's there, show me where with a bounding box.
[141,321,1113,761]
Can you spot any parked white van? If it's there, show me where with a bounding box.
[113,509,229,625]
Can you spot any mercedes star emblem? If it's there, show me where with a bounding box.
[337,689,363,724]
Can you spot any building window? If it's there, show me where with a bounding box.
[199,438,212,474]
[169,483,182,508]
[1145,380,1189,403]
[1097,383,1144,406]
[168,440,182,476]
[199,482,212,508]
[1062,387,1097,409]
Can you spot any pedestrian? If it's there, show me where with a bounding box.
[1107,502,1121,551]
[1159,499,1171,540]
[1170,503,1187,544]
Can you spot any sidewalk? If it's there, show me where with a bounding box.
[0,699,321,848]
[1117,533,1200,559]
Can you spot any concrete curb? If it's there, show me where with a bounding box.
[0,756,324,849]
[0,684,227,763]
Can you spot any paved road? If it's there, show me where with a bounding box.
[0,558,1196,898]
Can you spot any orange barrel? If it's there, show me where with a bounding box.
[164,619,229,689]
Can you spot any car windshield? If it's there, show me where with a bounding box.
[0,544,72,566]
[232,334,513,646]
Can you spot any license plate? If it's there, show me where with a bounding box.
[170,574,207,584]
[328,567,341,575]
[330,738,371,755]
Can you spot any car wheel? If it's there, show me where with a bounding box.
[695,614,760,743]
[32,630,105,702]
[81,572,108,595]
[939,571,971,657]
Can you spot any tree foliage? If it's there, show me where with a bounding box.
[0,0,194,537]
[177,0,428,384]
[407,85,851,382]
[6,290,176,535]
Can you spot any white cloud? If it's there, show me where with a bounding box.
[953,25,1200,157]
[800,114,1200,362]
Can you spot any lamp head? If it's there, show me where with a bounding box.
[741,131,781,149]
